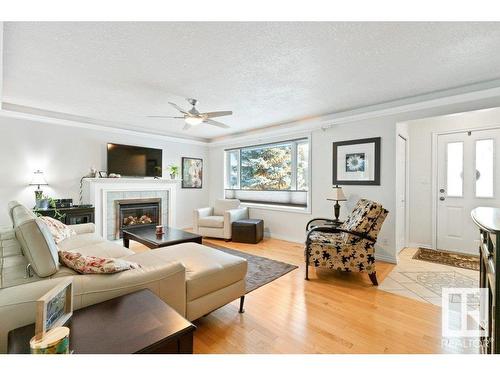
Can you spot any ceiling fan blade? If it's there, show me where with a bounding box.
[147,115,184,119]
[168,102,188,114]
[205,119,230,129]
[183,123,192,131]
[201,111,233,118]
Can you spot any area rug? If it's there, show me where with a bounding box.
[205,243,298,294]
[413,248,479,271]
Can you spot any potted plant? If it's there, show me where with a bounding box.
[167,165,179,180]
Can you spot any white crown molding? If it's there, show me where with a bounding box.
[208,79,500,147]
[0,104,209,146]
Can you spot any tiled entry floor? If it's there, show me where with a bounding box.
[379,248,479,306]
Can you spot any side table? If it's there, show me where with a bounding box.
[8,289,196,354]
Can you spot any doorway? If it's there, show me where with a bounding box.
[435,128,500,254]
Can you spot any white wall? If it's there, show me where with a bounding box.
[403,107,500,248]
[209,98,500,263]
[210,119,398,262]
[0,115,209,228]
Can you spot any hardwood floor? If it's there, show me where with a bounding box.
[130,237,458,354]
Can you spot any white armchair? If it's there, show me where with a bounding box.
[193,199,249,240]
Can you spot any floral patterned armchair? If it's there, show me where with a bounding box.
[305,199,388,286]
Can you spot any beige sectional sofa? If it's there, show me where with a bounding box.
[0,201,247,353]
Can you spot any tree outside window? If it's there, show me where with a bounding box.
[226,139,309,192]
[241,144,292,190]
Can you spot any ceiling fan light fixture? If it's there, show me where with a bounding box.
[185,117,203,126]
[149,98,231,129]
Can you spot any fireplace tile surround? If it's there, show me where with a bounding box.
[82,178,177,240]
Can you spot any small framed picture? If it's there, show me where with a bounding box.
[182,157,203,189]
[98,171,107,178]
[332,137,381,185]
[35,279,73,337]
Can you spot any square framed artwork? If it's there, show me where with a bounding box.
[182,157,203,189]
[332,137,381,185]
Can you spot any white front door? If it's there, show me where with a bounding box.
[437,128,500,254]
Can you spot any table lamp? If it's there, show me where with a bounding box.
[29,170,48,204]
[327,185,347,223]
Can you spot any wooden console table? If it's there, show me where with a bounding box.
[471,207,500,354]
[8,289,196,354]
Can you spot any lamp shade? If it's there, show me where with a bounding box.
[327,186,346,201]
[29,170,48,187]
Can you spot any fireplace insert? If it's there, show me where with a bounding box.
[115,198,161,239]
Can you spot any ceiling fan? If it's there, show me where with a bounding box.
[148,98,232,130]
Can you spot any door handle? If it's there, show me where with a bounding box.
[439,197,445,201]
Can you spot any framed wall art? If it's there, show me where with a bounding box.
[182,157,203,189]
[332,137,381,185]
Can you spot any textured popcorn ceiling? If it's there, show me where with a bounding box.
[3,22,500,140]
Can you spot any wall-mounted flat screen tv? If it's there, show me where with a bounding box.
[107,143,162,177]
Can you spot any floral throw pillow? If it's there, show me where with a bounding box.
[58,251,140,274]
[39,216,77,244]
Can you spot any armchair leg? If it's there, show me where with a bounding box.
[239,296,245,313]
[369,272,378,286]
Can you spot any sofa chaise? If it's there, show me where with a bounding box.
[0,201,248,353]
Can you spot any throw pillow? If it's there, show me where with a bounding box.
[58,251,140,274]
[39,216,77,244]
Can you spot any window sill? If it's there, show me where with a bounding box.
[241,202,311,214]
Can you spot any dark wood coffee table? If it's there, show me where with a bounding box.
[122,226,202,249]
[8,289,196,354]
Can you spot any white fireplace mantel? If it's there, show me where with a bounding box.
[82,178,180,238]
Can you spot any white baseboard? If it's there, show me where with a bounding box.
[407,242,433,249]
[265,231,398,265]
[375,253,397,264]
[264,230,303,244]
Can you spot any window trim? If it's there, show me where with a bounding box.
[225,148,241,190]
[224,135,312,212]
[240,200,312,215]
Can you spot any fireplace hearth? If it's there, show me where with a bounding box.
[115,198,161,239]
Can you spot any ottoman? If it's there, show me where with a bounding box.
[232,219,264,244]
[124,242,248,321]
